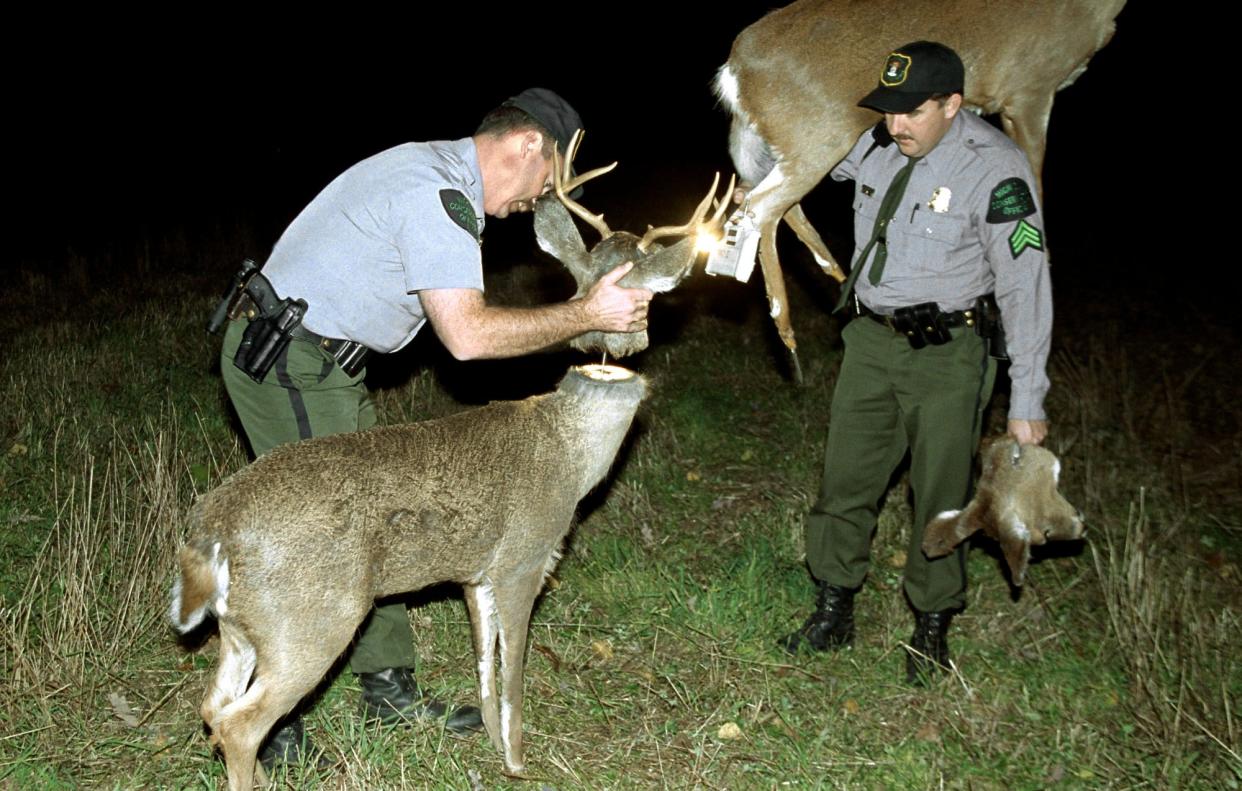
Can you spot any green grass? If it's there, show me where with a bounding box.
[1,245,1239,789]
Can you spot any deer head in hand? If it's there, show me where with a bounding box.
[535,130,733,358]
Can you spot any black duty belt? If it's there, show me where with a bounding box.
[856,301,977,333]
[853,297,986,350]
[290,325,371,376]
[234,273,372,377]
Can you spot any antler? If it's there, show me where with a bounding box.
[551,129,618,240]
[636,172,736,254]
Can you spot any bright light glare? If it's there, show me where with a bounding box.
[695,229,721,254]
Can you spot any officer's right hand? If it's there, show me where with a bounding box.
[583,262,653,334]
[1008,419,1048,446]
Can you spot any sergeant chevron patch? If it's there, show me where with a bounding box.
[1008,219,1044,258]
[439,189,480,243]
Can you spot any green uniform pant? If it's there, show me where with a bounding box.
[806,317,997,613]
[221,319,416,673]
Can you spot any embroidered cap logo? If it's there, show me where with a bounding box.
[881,52,912,86]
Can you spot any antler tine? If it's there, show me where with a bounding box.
[708,174,738,229]
[551,129,617,240]
[636,172,722,254]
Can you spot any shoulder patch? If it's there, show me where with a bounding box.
[987,177,1037,223]
[1008,219,1044,259]
[439,189,479,242]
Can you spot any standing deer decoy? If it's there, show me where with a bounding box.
[535,129,734,359]
[171,364,647,789]
[715,0,1127,376]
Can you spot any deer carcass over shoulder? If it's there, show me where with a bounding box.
[715,0,1127,372]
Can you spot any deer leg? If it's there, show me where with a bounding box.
[783,203,845,282]
[757,219,803,383]
[210,615,358,791]
[465,582,503,753]
[212,679,279,791]
[745,161,834,384]
[201,624,257,750]
[214,654,339,791]
[747,166,799,352]
[492,568,547,777]
[999,92,1055,198]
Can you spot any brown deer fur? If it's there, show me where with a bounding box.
[170,365,647,789]
[716,0,1126,364]
[922,436,1085,586]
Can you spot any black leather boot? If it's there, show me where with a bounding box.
[780,581,856,654]
[359,667,484,733]
[258,715,329,774]
[905,609,953,685]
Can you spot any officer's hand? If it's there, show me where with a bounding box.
[583,262,654,334]
[1008,419,1047,446]
[732,182,753,206]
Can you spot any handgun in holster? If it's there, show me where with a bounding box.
[232,296,308,383]
[208,259,310,383]
[207,258,260,334]
[974,294,1008,360]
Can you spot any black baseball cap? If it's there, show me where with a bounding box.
[501,87,583,153]
[858,41,965,114]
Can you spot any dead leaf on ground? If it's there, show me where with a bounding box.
[717,721,742,740]
[109,692,141,728]
[591,640,614,662]
[842,699,860,716]
[889,550,907,568]
[686,470,701,482]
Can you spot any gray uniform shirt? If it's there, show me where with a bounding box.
[831,111,1053,420]
[263,137,486,354]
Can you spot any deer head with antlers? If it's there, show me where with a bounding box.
[535,130,734,359]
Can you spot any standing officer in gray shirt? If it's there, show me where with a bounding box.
[212,88,653,769]
[780,43,1052,683]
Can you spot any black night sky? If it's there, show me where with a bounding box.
[13,4,1170,300]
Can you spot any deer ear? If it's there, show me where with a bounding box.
[999,517,1032,586]
[923,509,972,558]
[534,198,592,286]
[632,237,699,293]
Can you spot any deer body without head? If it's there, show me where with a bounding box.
[535,130,733,358]
[170,365,646,789]
[923,436,1085,586]
[716,0,1126,368]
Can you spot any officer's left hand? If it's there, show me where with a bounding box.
[1008,419,1047,446]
